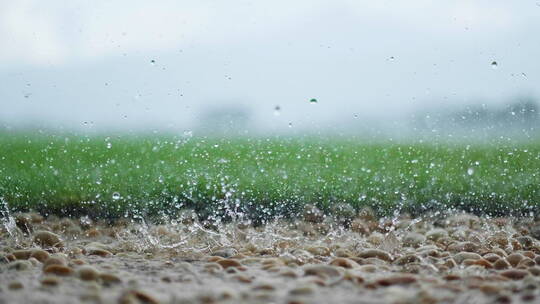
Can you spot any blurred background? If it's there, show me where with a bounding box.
[1,0,539,138]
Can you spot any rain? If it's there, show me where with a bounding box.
[1,1,540,304]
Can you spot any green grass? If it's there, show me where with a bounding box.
[1,132,539,220]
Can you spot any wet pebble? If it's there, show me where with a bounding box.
[33,230,63,248]
[43,264,74,276]
[358,249,392,262]
[7,260,32,271]
[8,281,24,290]
[403,232,426,247]
[78,265,100,281]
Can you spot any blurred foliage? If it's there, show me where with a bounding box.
[0,132,539,220]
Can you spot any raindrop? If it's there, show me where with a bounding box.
[467,168,474,175]
[150,59,156,65]
[288,122,293,128]
[388,56,395,61]
[491,61,498,69]
[353,114,358,119]
[309,98,318,104]
[274,105,281,116]
[112,192,121,200]
[106,142,112,149]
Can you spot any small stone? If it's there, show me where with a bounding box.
[231,274,252,283]
[518,258,536,268]
[302,204,324,223]
[530,225,540,240]
[43,256,67,268]
[330,203,356,226]
[483,253,502,263]
[377,275,417,286]
[358,249,393,262]
[426,229,448,241]
[403,232,426,247]
[7,260,32,271]
[41,276,61,286]
[453,252,482,264]
[500,269,529,280]
[43,264,73,276]
[447,241,479,253]
[516,236,534,249]
[15,213,33,233]
[303,265,342,279]
[30,249,50,262]
[33,230,63,248]
[394,254,421,265]
[212,248,238,258]
[118,290,159,304]
[289,284,315,295]
[8,281,24,290]
[329,257,359,269]
[100,273,122,285]
[12,250,32,260]
[86,247,113,257]
[217,259,243,269]
[494,259,510,270]
[506,253,524,267]
[78,265,100,281]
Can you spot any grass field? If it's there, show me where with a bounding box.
[1,132,539,220]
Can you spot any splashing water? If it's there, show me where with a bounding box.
[1,197,16,237]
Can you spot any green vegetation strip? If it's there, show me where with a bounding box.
[0,132,539,220]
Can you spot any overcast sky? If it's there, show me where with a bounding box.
[1,0,539,133]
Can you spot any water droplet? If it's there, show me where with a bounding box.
[150,59,156,65]
[491,61,498,69]
[288,122,293,128]
[389,56,395,61]
[309,98,318,104]
[112,192,121,200]
[274,105,281,116]
[106,142,112,149]
[353,114,358,119]
[467,168,474,175]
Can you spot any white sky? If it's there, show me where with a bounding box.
[1,0,539,133]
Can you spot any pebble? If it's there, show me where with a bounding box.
[302,204,324,223]
[376,275,417,286]
[30,249,50,262]
[494,259,510,270]
[43,264,74,276]
[500,269,529,280]
[453,252,482,264]
[7,260,32,271]
[217,259,243,269]
[86,247,113,257]
[403,232,426,247]
[212,248,238,258]
[8,281,24,290]
[303,265,342,279]
[358,249,393,262]
[329,257,359,268]
[33,230,63,248]
[78,265,100,281]
[506,253,524,267]
[41,276,61,286]
[394,254,421,265]
[43,256,67,268]
[118,290,159,304]
[100,273,122,285]
[426,228,448,241]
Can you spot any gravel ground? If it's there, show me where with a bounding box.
[2,207,540,304]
